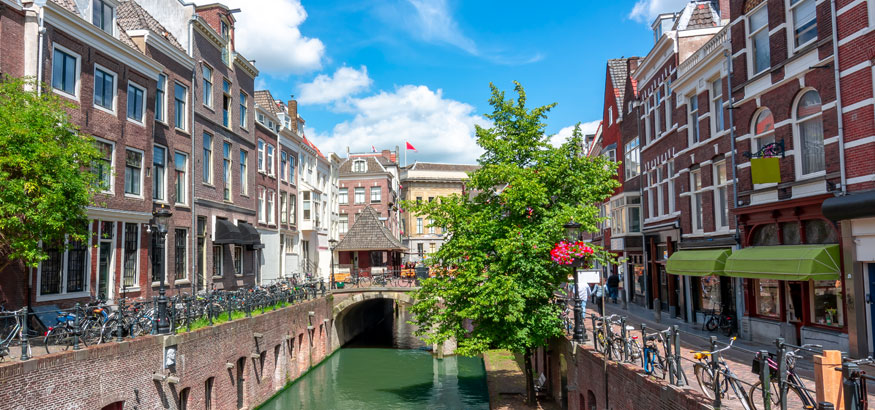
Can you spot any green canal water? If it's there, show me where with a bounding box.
[258,306,490,410]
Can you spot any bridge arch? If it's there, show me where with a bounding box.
[330,289,415,347]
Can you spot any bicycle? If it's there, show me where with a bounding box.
[641,331,667,379]
[748,344,821,409]
[838,357,874,410]
[704,308,735,337]
[0,309,23,361]
[693,337,770,410]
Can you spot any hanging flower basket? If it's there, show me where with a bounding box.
[550,241,594,265]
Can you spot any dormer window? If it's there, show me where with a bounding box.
[352,160,366,173]
[220,18,231,65]
[220,20,229,40]
[92,0,114,35]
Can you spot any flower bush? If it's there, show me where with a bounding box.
[550,241,594,265]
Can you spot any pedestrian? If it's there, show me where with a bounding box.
[577,280,592,315]
[592,283,604,315]
[607,272,620,304]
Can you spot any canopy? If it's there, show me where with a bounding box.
[213,219,243,244]
[723,245,841,281]
[666,249,731,277]
[237,222,264,249]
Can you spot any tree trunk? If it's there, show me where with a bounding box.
[524,346,536,406]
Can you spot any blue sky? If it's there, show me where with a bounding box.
[222,0,690,163]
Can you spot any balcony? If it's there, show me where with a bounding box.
[677,25,728,78]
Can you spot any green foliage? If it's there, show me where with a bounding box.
[0,76,102,270]
[406,82,620,357]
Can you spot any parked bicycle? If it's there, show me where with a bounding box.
[748,344,821,409]
[0,309,23,360]
[693,337,773,410]
[703,308,735,337]
[641,330,667,379]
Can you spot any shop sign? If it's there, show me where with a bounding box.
[577,269,600,284]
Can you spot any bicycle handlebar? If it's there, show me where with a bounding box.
[693,337,736,356]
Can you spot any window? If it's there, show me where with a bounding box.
[94,66,115,111]
[429,220,435,234]
[711,78,724,133]
[352,160,366,173]
[155,74,166,122]
[175,229,187,280]
[203,133,213,184]
[258,189,266,223]
[124,149,142,196]
[126,82,145,123]
[416,196,422,203]
[696,275,721,313]
[153,146,166,201]
[354,187,365,204]
[608,108,613,124]
[811,280,842,327]
[92,0,114,34]
[175,152,187,205]
[202,65,212,107]
[257,140,265,172]
[38,239,87,296]
[795,90,825,176]
[174,83,187,130]
[51,46,78,97]
[339,188,348,204]
[93,140,113,192]
[429,243,436,253]
[417,243,424,258]
[713,162,729,229]
[222,79,232,128]
[239,150,248,195]
[688,93,699,144]
[624,138,640,179]
[205,378,214,410]
[665,82,673,128]
[289,156,296,182]
[222,142,232,201]
[280,193,287,224]
[280,152,288,182]
[370,187,381,203]
[754,279,780,318]
[748,5,770,75]
[290,194,296,224]
[212,245,222,277]
[340,214,348,233]
[267,145,275,176]
[654,91,662,136]
[303,192,311,220]
[752,108,776,156]
[233,246,243,275]
[239,91,247,128]
[690,169,704,232]
[416,218,423,234]
[789,0,817,48]
[123,223,139,287]
[428,197,434,202]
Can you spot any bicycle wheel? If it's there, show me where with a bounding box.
[610,337,626,361]
[721,317,734,337]
[705,316,719,332]
[44,326,74,354]
[627,341,641,362]
[594,330,606,352]
[694,363,717,400]
[748,379,782,410]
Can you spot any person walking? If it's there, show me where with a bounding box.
[577,280,592,315]
[607,272,620,304]
[592,283,604,315]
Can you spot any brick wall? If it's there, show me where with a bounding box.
[0,297,335,410]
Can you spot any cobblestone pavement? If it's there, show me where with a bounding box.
[574,302,875,409]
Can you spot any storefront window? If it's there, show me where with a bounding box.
[752,224,779,246]
[755,279,781,318]
[634,265,645,297]
[804,219,837,244]
[781,222,801,245]
[811,280,843,327]
[697,275,721,313]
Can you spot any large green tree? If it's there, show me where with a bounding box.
[0,76,102,278]
[406,82,619,403]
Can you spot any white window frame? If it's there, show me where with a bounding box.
[239,149,248,196]
[747,4,771,77]
[268,190,276,226]
[122,222,141,289]
[710,77,725,134]
[339,214,348,233]
[126,80,147,125]
[624,138,640,179]
[416,218,423,235]
[152,144,168,203]
[155,73,167,123]
[353,160,366,173]
[50,43,81,101]
[257,140,266,173]
[688,92,699,145]
[370,186,381,203]
[202,133,213,184]
[36,235,92,301]
[280,151,288,182]
[750,107,778,189]
[792,88,826,180]
[174,151,188,205]
[267,145,275,176]
[91,0,116,35]
[713,161,730,231]
[233,245,243,276]
[690,169,704,233]
[174,82,188,131]
[258,188,266,223]
[93,63,117,114]
[354,187,365,204]
[222,141,232,201]
[94,137,115,195]
[239,91,248,129]
[123,147,144,199]
[173,228,189,283]
[202,64,213,108]
[280,192,287,224]
[339,188,348,205]
[787,0,817,52]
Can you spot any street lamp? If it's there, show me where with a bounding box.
[562,221,586,342]
[152,205,173,334]
[328,239,338,290]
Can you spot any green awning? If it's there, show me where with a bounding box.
[723,245,841,281]
[666,249,731,277]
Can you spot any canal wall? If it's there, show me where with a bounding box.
[0,297,335,410]
[542,338,711,410]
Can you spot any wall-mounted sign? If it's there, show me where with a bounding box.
[577,269,600,284]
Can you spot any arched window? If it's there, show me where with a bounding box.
[751,108,775,155]
[794,89,825,176]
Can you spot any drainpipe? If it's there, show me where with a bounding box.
[188,15,198,294]
[35,4,45,96]
[635,100,649,309]
[725,48,746,333]
[829,0,848,195]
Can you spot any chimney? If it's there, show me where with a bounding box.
[381,149,391,161]
[288,99,298,118]
[719,0,730,21]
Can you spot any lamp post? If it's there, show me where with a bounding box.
[152,205,173,334]
[328,239,338,290]
[563,221,586,342]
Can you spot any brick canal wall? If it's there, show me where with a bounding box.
[544,338,711,410]
[0,297,335,410]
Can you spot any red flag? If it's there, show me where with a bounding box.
[406,142,417,152]
[371,145,377,153]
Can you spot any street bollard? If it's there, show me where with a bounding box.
[841,362,860,410]
[640,323,647,368]
[710,336,722,409]
[776,338,788,410]
[673,325,685,386]
[226,299,232,322]
[620,316,628,361]
[759,350,771,410]
[19,308,29,361]
[590,314,598,347]
[185,300,192,332]
[151,297,158,335]
[72,303,81,351]
[207,301,213,326]
[666,328,676,385]
[817,402,835,410]
[115,300,124,342]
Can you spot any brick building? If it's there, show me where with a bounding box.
[338,150,401,241]
[399,162,478,262]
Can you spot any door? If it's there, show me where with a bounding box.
[98,242,112,301]
[787,282,804,343]
[659,266,669,311]
[867,264,875,352]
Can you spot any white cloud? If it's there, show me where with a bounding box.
[549,121,601,148]
[311,85,488,164]
[221,0,325,75]
[628,0,689,23]
[405,0,478,55]
[297,66,373,105]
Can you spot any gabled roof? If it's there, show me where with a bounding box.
[50,0,140,51]
[673,1,720,31]
[340,156,388,176]
[607,59,630,110]
[116,0,185,52]
[254,90,284,115]
[335,206,406,252]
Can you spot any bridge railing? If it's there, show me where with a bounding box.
[331,266,420,290]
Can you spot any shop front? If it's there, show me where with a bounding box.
[643,225,684,319]
[666,246,734,325]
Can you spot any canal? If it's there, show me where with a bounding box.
[257,300,490,409]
